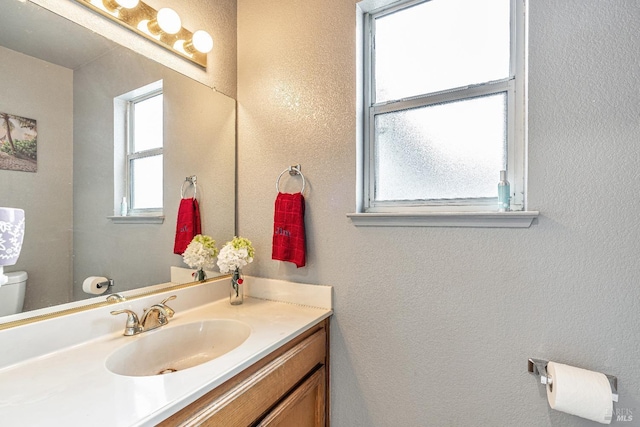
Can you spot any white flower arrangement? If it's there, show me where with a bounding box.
[217,236,255,274]
[182,234,218,272]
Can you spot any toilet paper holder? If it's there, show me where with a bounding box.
[528,358,618,402]
[97,279,114,289]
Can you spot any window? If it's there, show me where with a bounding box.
[111,80,164,223]
[361,0,527,215]
[126,89,163,214]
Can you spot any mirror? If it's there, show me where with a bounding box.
[0,1,236,321]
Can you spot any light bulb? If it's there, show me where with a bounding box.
[156,8,181,34]
[115,0,139,8]
[192,30,213,54]
[102,0,139,12]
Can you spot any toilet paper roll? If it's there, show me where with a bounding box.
[547,361,613,424]
[82,276,109,295]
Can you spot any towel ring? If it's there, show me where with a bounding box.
[181,175,197,199]
[276,165,305,193]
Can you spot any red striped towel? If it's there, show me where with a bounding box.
[173,198,201,254]
[272,192,306,267]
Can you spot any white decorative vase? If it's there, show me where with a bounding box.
[0,207,25,286]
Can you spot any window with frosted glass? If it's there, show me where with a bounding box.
[375,94,506,202]
[364,0,525,211]
[127,91,163,212]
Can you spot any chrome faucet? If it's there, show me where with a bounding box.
[139,304,169,331]
[111,295,177,336]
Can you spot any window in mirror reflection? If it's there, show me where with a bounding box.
[126,86,163,213]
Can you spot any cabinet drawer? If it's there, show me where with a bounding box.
[256,365,326,427]
[161,321,327,427]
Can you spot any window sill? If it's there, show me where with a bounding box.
[347,211,539,228]
[107,215,165,224]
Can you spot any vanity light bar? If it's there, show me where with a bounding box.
[75,0,212,68]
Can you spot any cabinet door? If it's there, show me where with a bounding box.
[256,366,326,427]
[159,322,328,427]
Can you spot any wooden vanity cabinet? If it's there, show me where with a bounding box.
[159,318,330,427]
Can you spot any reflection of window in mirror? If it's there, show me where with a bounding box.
[114,80,164,217]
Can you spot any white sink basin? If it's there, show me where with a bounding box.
[105,319,251,376]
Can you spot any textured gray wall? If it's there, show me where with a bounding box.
[73,46,236,301]
[237,0,640,425]
[0,46,73,311]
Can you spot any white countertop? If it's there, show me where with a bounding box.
[0,277,332,426]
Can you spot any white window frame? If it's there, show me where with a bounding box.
[125,88,163,215]
[352,0,537,227]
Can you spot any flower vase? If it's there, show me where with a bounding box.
[0,208,25,286]
[194,268,206,282]
[230,268,243,305]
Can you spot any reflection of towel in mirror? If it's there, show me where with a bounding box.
[174,198,201,254]
[272,192,305,268]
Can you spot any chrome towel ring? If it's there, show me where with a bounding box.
[276,165,305,193]
[181,175,197,199]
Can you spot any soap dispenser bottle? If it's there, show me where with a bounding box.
[120,197,128,216]
[498,170,510,212]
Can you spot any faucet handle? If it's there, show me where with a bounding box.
[111,309,141,336]
[159,295,177,318]
[160,295,176,305]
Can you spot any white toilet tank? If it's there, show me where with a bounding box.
[0,271,27,316]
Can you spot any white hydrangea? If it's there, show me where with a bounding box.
[217,240,254,274]
[182,235,218,270]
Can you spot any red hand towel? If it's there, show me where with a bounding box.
[272,192,306,268]
[173,198,201,254]
[193,198,202,235]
